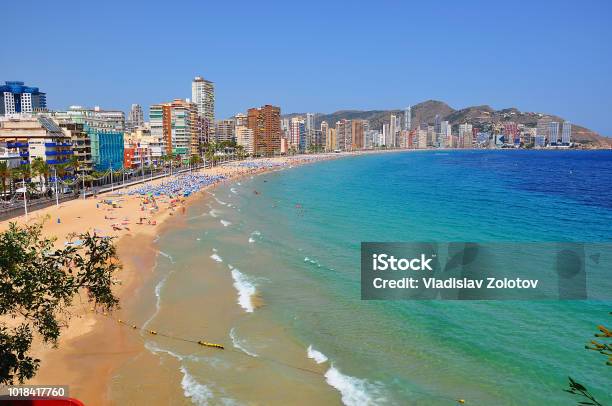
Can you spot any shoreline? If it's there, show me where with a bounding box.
[1,151,374,404]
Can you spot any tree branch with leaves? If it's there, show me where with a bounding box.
[0,221,120,385]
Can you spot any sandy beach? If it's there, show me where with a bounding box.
[0,152,361,405]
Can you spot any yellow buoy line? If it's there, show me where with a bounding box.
[91,308,470,404]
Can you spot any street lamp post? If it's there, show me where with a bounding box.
[54,167,59,207]
[22,179,28,222]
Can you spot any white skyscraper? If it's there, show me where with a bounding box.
[562,122,572,144]
[389,115,398,147]
[305,113,315,131]
[191,76,215,128]
[548,121,560,145]
[403,106,411,131]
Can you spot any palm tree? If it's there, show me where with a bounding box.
[190,154,202,165]
[0,162,10,200]
[235,145,246,159]
[10,167,22,194]
[12,164,31,198]
[66,156,82,195]
[89,170,104,189]
[31,158,51,194]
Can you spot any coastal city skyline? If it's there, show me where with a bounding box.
[2,75,607,182]
[3,1,612,136]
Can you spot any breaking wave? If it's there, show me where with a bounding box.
[228,266,256,313]
[306,348,385,406]
[307,345,328,364]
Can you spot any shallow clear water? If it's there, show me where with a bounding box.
[118,150,612,405]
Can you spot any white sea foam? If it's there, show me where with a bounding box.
[230,268,256,313]
[324,366,383,406]
[305,348,384,406]
[144,342,215,406]
[209,209,219,218]
[145,343,237,405]
[304,256,322,267]
[230,187,238,194]
[307,345,328,364]
[229,328,258,357]
[236,182,241,186]
[248,230,261,243]
[158,250,174,263]
[215,197,227,206]
[142,272,170,331]
[210,252,223,263]
[180,366,214,405]
[220,219,232,227]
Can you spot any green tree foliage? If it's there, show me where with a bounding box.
[565,377,602,406]
[566,313,611,405]
[0,221,120,384]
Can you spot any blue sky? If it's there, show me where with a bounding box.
[2,0,611,135]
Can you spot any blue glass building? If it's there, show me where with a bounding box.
[88,127,124,170]
[0,81,47,115]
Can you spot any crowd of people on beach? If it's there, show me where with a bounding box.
[126,174,227,198]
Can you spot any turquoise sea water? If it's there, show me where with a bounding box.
[128,150,612,405]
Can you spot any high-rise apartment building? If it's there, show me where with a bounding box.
[215,120,235,143]
[289,117,306,152]
[58,122,93,173]
[305,113,315,132]
[548,121,560,145]
[236,126,254,155]
[247,105,281,156]
[387,115,398,147]
[503,122,518,144]
[536,117,552,140]
[335,119,352,151]
[351,120,366,150]
[234,113,248,127]
[150,99,200,157]
[562,122,572,144]
[417,129,428,149]
[0,81,47,115]
[192,76,215,137]
[320,121,329,150]
[439,121,451,148]
[403,106,411,131]
[458,123,473,148]
[434,114,442,136]
[127,104,144,132]
[325,127,336,151]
